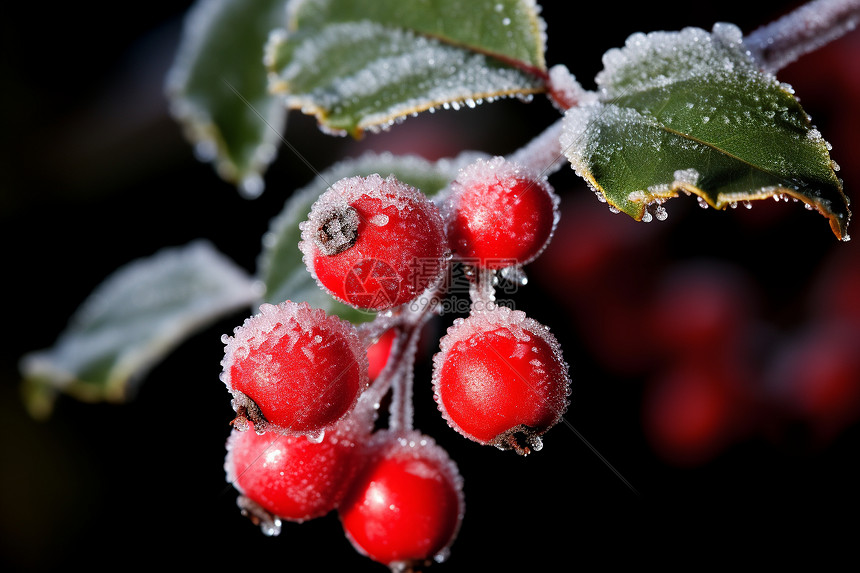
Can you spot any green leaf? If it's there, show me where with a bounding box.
[166,0,289,197]
[561,23,850,240]
[19,241,259,419]
[265,0,547,136]
[257,151,475,322]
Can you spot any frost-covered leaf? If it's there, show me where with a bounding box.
[257,151,477,322]
[166,0,288,197]
[561,23,850,240]
[266,0,547,136]
[20,241,259,419]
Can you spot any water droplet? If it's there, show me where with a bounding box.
[500,265,528,286]
[261,517,282,537]
[434,547,452,564]
[193,140,217,162]
[306,429,325,444]
[240,174,265,199]
[527,434,543,452]
[369,213,389,226]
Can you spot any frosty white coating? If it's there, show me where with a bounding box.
[268,19,544,135]
[21,240,259,412]
[558,20,849,231]
[744,0,860,73]
[165,0,286,195]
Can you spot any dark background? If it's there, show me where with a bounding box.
[3,1,859,570]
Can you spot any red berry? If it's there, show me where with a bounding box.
[807,243,860,325]
[220,301,368,436]
[367,328,397,381]
[432,306,571,455]
[443,156,559,269]
[339,430,464,569]
[647,261,756,357]
[225,416,369,534]
[643,358,740,466]
[299,174,448,311]
[765,321,860,441]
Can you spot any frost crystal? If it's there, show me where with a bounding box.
[20,241,259,416]
[272,19,543,134]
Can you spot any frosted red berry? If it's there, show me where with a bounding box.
[220,301,368,436]
[339,430,464,569]
[300,174,448,311]
[225,416,369,533]
[432,306,571,454]
[444,156,559,269]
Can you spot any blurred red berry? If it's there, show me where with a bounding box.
[643,357,743,466]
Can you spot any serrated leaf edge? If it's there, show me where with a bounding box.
[264,25,543,138]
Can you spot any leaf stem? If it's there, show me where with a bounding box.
[744,0,860,73]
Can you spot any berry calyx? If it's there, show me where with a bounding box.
[225,415,370,534]
[300,174,449,311]
[443,156,559,269]
[220,301,368,436]
[339,430,464,569]
[432,306,571,455]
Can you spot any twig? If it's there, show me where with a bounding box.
[744,0,860,73]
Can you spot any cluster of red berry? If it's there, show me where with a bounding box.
[218,156,571,570]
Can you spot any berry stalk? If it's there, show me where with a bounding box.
[744,0,860,73]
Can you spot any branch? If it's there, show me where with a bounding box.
[507,117,567,178]
[744,0,860,73]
